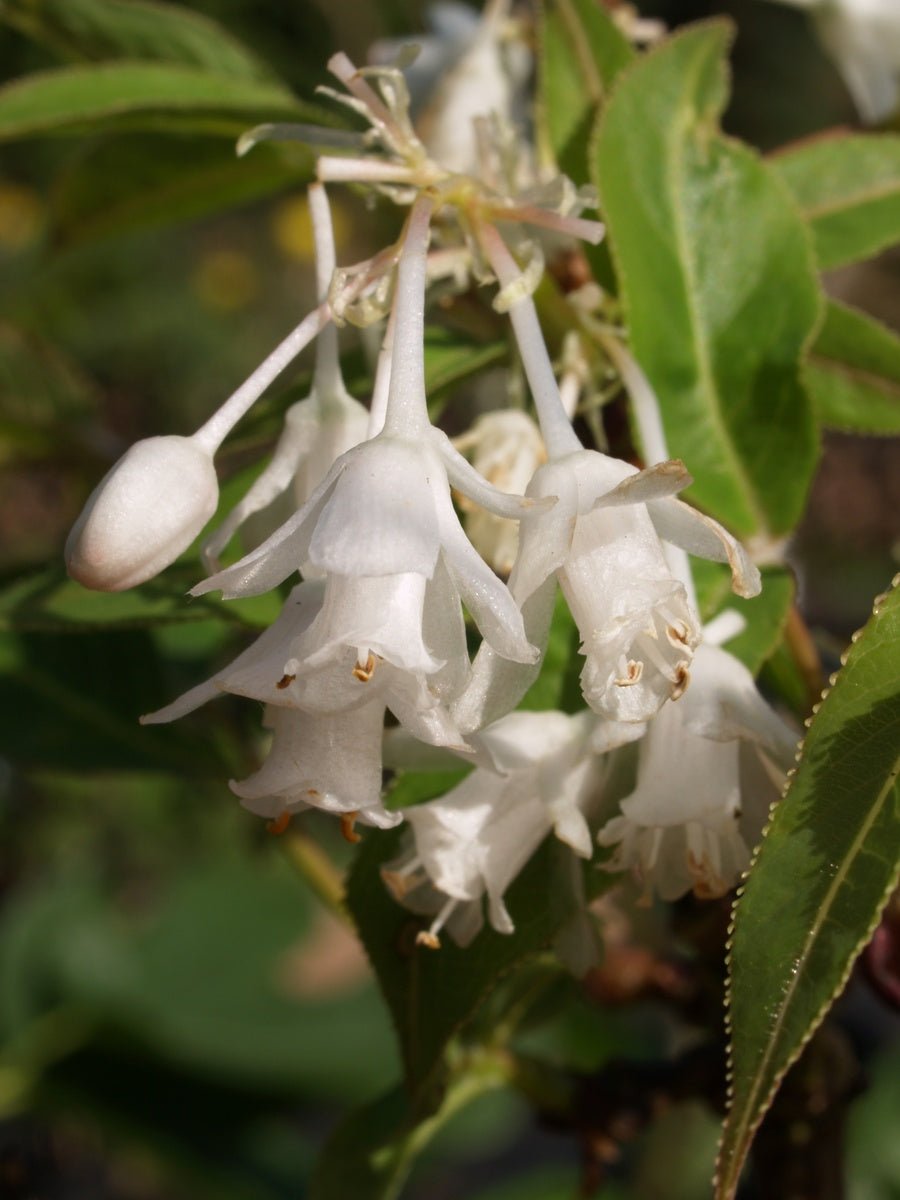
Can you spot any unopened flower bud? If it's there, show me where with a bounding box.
[65,435,218,591]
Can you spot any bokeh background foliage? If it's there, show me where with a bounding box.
[0,1,898,1198]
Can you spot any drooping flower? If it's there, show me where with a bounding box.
[382,708,637,946]
[451,223,761,732]
[191,198,547,715]
[230,703,400,832]
[597,631,798,901]
[766,0,900,122]
[512,449,760,723]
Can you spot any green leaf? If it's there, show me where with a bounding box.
[0,564,277,633]
[538,0,633,184]
[772,132,900,269]
[0,0,275,82]
[120,858,398,1098]
[0,627,227,771]
[594,23,821,537]
[422,325,507,398]
[50,133,309,247]
[694,562,795,676]
[806,298,900,435]
[716,576,900,1199]
[348,828,613,1092]
[0,62,310,142]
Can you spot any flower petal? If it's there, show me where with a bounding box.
[142,582,323,720]
[231,702,400,828]
[451,575,557,734]
[646,497,761,598]
[192,464,342,598]
[434,486,538,665]
[682,643,798,764]
[589,458,692,510]
[432,427,554,520]
[308,437,441,577]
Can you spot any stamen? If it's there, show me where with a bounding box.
[415,895,458,950]
[352,653,377,682]
[266,811,292,836]
[671,664,690,700]
[645,826,664,872]
[614,656,643,687]
[340,811,362,844]
[666,621,690,647]
[635,631,682,683]
[381,857,425,900]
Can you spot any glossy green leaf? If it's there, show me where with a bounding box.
[50,134,309,247]
[594,23,820,537]
[806,299,900,435]
[0,0,275,82]
[772,132,900,269]
[694,562,795,676]
[717,576,900,1199]
[538,0,633,184]
[0,62,307,141]
[348,828,613,1092]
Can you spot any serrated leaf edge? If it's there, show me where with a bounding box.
[715,573,900,1200]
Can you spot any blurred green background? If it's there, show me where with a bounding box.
[0,2,898,1197]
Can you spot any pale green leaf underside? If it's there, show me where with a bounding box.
[806,298,900,435]
[595,22,820,538]
[0,0,275,83]
[773,133,900,269]
[717,576,900,1199]
[0,62,308,141]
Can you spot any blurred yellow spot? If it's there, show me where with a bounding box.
[191,249,259,312]
[272,193,351,262]
[0,183,42,251]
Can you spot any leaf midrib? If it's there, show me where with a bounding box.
[808,351,900,401]
[801,177,900,221]
[666,88,768,535]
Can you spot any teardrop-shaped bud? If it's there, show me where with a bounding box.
[65,435,218,591]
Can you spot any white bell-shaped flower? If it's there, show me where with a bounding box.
[382,708,635,946]
[143,579,468,752]
[65,434,218,592]
[454,408,546,576]
[455,446,759,730]
[231,702,401,831]
[192,198,548,715]
[597,638,798,901]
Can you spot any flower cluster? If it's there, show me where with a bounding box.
[65,1,798,957]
